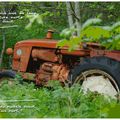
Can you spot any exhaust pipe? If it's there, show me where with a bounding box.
[46,30,54,39]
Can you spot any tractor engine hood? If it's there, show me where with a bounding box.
[15,29,59,49]
[15,39,59,49]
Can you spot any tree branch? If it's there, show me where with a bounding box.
[69,2,80,21]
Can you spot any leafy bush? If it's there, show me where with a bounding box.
[57,18,120,51]
[0,79,119,118]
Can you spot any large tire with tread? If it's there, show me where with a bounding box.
[68,56,120,91]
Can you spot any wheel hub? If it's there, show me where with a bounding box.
[75,69,119,98]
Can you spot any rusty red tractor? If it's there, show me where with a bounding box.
[1,30,120,98]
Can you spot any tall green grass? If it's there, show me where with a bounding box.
[0,78,119,118]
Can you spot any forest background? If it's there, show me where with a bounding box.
[0,2,120,68]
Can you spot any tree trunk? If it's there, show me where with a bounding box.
[0,32,6,69]
[66,2,74,28]
[75,2,81,36]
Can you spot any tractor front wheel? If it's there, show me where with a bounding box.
[0,70,16,79]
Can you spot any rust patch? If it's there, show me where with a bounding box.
[35,62,69,86]
[32,49,58,62]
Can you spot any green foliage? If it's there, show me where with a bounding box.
[60,27,77,39]
[80,26,110,42]
[81,18,102,30]
[100,21,120,50]
[111,21,120,32]
[0,79,119,118]
[58,37,80,52]
[101,102,120,118]
[25,14,43,29]
[25,12,52,29]
[57,18,120,51]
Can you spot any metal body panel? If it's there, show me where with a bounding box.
[12,46,32,72]
[90,50,120,62]
[15,39,90,56]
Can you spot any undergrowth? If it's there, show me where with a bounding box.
[0,78,120,118]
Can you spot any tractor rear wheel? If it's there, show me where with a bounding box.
[68,57,120,98]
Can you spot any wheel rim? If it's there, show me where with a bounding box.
[74,69,119,98]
